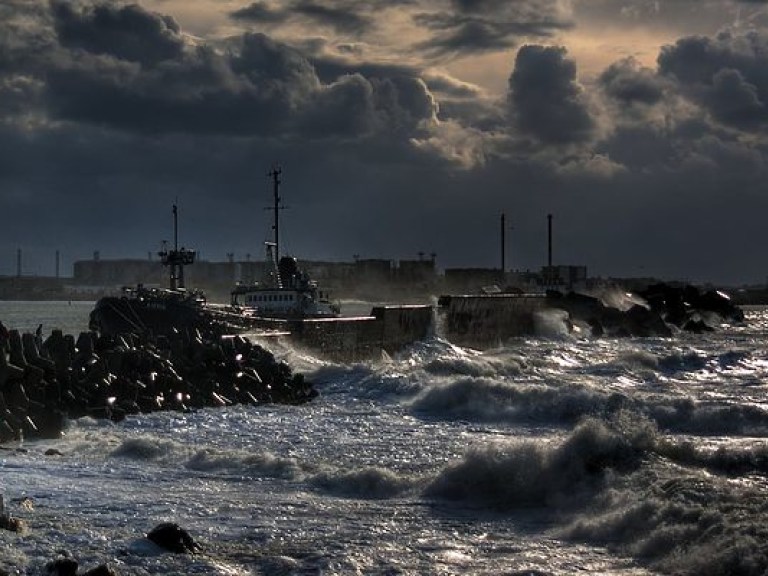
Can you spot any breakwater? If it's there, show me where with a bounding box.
[437,294,548,347]
[91,293,435,361]
[248,305,434,360]
[0,325,316,444]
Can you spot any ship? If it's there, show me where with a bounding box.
[88,204,265,338]
[226,167,432,358]
[230,167,340,320]
[89,169,433,360]
[230,246,340,320]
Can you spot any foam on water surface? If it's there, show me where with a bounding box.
[1,304,768,574]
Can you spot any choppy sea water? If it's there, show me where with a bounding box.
[1,301,768,575]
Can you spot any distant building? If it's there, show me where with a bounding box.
[397,257,437,283]
[353,259,394,283]
[444,268,502,293]
[73,259,163,287]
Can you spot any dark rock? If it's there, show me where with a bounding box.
[44,557,78,576]
[638,283,744,327]
[0,515,24,532]
[146,522,201,554]
[683,319,715,333]
[1,322,316,446]
[548,283,743,339]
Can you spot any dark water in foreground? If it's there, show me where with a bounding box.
[0,301,767,575]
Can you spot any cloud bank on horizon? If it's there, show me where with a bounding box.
[1,0,767,284]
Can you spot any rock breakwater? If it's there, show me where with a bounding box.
[0,324,316,444]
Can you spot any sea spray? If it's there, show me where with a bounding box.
[533,308,572,338]
[560,461,768,575]
[425,413,656,510]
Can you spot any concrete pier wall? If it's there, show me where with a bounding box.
[438,294,547,347]
[287,305,433,360]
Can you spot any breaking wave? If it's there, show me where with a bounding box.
[110,437,186,461]
[425,414,655,510]
[560,466,768,576]
[310,466,417,499]
[425,411,768,575]
[410,376,768,435]
[185,449,304,480]
[411,377,608,423]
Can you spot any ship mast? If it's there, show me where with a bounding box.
[159,203,195,291]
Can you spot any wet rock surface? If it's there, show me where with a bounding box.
[146,522,201,554]
[548,283,744,337]
[0,322,316,444]
[43,555,117,576]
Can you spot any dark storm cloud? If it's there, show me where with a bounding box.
[230,2,286,24]
[308,56,420,86]
[599,58,666,106]
[414,15,527,55]
[231,1,374,35]
[35,0,437,141]
[6,0,768,285]
[297,74,436,138]
[413,1,571,59]
[51,0,185,66]
[658,31,768,129]
[507,45,595,144]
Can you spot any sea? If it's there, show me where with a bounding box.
[1,299,767,575]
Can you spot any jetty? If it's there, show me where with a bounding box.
[0,324,316,444]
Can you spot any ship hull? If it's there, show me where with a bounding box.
[89,295,213,336]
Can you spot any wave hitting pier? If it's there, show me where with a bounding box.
[437,293,548,347]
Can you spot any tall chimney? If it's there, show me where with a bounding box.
[16,248,21,277]
[547,213,553,268]
[55,250,60,278]
[500,213,506,274]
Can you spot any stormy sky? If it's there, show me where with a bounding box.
[2,0,768,285]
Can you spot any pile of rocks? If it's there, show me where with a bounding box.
[547,283,744,338]
[0,325,316,443]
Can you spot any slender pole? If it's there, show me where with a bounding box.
[55,250,60,279]
[500,213,506,274]
[171,204,180,290]
[547,213,553,268]
[270,166,282,263]
[173,204,178,251]
[16,248,21,278]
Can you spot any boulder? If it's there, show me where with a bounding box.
[44,557,78,576]
[146,522,200,554]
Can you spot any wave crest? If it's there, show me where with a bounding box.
[425,414,655,509]
[310,467,416,499]
[185,449,302,479]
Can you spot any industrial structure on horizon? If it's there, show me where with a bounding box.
[0,250,588,302]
